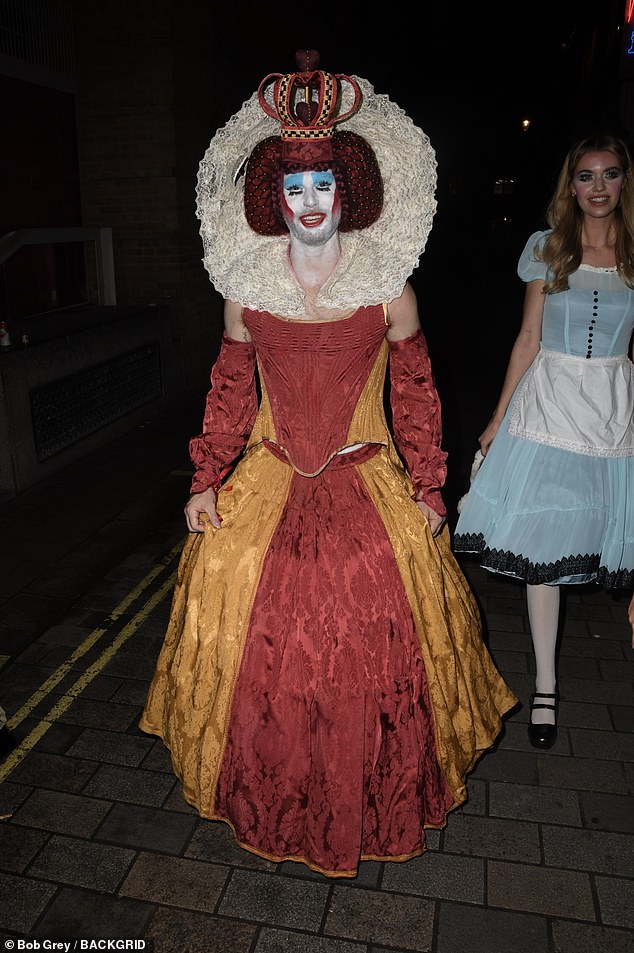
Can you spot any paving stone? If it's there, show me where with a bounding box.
[66,726,154,766]
[471,748,539,784]
[82,762,176,807]
[94,802,197,854]
[563,678,633,707]
[559,701,613,730]
[489,781,581,825]
[11,788,111,837]
[56,697,140,732]
[32,885,154,939]
[490,648,528,674]
[28,833,136,890]
[110,678,152,706]
[487,634,530,658]
[162,784,200,814]
[0,823,49,873]
[120,851,228,911]
[21,718,85,755]
[580,791,634,833]
[559,656,601,680]
[542,826,634,874]
[458,778,486,816]
[565,602,613,622]
[382,851,485,903]
[487,859,594,919]
[0,870,57,933]
[560,636,623,660]
[139,738,175,773]
[441,813,542,863]
[0,780,31,815]
[538,755,629,794]
[102,651,158,680]
[13,642,73,668]
[436,902,548,953]
[185,818,277,871]
[145,906,257,953]
[326,886,434,950]
[486,613,527,633]
[570,728,634,761]
[487,594,525,613]
[56,671,124,701]
[9,750,98,793]
[594,875,634,930]
[496,722,537,752]
[598,659,634,681]
[37,621,103,648]
[0,661,57,697]
[610,705,634,732]
[551,920,634,953]
[220,868,329,930]
[255,929,364,953]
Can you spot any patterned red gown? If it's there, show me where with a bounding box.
[140,303,516,877]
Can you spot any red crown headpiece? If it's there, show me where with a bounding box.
[257,49,362,165]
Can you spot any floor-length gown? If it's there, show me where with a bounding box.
[140,302,517,877]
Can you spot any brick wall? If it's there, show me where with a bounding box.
[74,0,225,395]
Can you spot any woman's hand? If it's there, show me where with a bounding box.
[628,593,634,649]
[185,487,221,532]
[479,417,501,456]
[416,500,446,537]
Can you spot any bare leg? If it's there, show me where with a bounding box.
[526,582,560,726]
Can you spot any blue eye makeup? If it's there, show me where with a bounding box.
[312,171,334,189]
[283,171,336,193]
[284,173,305,191]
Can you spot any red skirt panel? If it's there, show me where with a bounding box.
[214,446,454,874]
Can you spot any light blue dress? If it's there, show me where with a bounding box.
[453,230,634,588]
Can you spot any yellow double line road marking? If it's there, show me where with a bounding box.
[0,539,184,783]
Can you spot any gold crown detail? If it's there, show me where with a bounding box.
[257,50,361,146]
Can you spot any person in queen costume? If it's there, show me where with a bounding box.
[140,51,517,877]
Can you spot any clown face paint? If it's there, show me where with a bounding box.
[281,170,342,245]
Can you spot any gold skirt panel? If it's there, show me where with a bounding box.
[357,448,518,804]
[139,445,293,814]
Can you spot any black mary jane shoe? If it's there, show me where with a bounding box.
[528,692,559,750]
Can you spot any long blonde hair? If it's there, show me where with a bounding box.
[538,134,634,293]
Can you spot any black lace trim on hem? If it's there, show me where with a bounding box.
[453,532,634,589]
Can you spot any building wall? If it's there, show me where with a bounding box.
[73,0,225,394]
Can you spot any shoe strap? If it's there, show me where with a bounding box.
[530,692,558,712]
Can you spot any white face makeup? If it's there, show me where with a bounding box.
[281,170,342,245]
[571,151,625,218]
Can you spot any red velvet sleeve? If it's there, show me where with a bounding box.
[388,329,448,518]
[189,333,258,494]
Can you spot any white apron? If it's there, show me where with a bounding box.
[508,348,634,457]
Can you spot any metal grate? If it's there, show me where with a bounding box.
[30,343,162,460]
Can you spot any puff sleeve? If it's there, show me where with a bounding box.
[388,329,448,518]
[518,229,550,282]
[189,333,258,494]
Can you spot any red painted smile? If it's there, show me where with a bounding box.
[299,213,327,227]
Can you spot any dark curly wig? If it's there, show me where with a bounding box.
[243,130,384,236]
